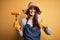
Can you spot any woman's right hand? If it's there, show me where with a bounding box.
[14,20,21,31]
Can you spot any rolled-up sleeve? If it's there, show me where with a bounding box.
[19,18,27,37]
[19,20,24,37]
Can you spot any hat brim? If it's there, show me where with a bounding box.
[25,6,42,15]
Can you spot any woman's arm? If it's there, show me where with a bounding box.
[38,19,51,35]
[19,18,27,37]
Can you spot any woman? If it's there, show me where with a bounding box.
[15,2,51,40]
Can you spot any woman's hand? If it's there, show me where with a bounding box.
[13,20,21,31]
[38,19,47,29]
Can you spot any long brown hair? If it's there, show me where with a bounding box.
[25,6,42,29]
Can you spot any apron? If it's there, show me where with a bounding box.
[23,24,41,40]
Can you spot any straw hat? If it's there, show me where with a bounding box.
[28,2,36,7]
[22,2,42,14]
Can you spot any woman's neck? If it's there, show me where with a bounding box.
[28,16,34,20]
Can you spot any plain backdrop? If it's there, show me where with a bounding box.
[0,0,60,40]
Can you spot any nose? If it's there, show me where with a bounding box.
[32,9,35,12]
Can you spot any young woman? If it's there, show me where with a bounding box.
[14,2,51,40]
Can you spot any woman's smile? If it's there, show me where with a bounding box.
[29,8,35,16]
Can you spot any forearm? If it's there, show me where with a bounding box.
[39,19,51,35]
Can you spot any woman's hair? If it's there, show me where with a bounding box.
[25,6,42,29]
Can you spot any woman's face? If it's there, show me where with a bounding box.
[29,7,36,16]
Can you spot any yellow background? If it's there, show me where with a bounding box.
[0,0,60,40]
